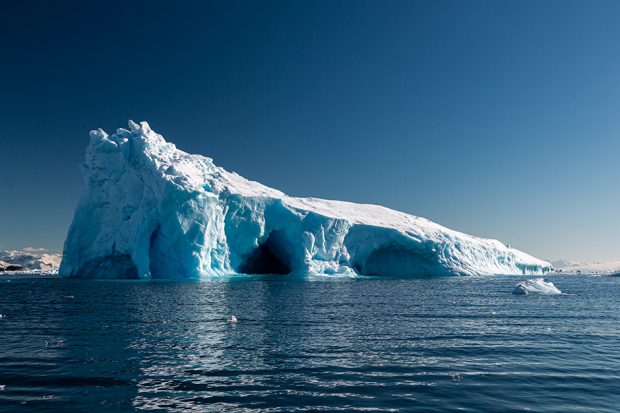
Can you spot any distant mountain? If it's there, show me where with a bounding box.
[0,250,62,273]
[550,259,620,274]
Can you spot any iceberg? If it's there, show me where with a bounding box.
[59,121,551,279]
[512,278,561,295]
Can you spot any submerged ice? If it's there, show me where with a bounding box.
[59,121,551,279]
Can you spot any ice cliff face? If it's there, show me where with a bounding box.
[60,121,551,279]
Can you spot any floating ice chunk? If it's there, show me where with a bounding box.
[512,278,561,295]
[228,316,238,324]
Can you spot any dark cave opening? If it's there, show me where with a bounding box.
[238,232,291,275]
[148,226,164,278]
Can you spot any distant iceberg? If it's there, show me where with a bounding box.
[512,278,561,295]
[59,121,551,279]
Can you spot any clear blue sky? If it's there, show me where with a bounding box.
[1,0,620,262]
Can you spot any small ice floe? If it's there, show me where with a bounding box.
[228,315,238,324]
[0,384,5,391]
[512,278,561,295]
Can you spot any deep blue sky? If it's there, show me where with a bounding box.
[1,0,620,261]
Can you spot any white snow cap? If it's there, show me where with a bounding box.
[59,121,552,279]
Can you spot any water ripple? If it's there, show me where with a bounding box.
[0,275,619,412]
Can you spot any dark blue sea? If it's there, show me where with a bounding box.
[0,274,619,412]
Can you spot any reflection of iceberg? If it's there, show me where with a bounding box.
[512,278,561,295]
[132,285,231,411]
[60,120,551,279]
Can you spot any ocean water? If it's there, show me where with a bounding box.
[0,275,619,412]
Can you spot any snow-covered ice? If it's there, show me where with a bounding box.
[0,250,61,273]
[512,278,561,295]
[59,121,551,279]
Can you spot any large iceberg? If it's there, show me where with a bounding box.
[59,121,551,279]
